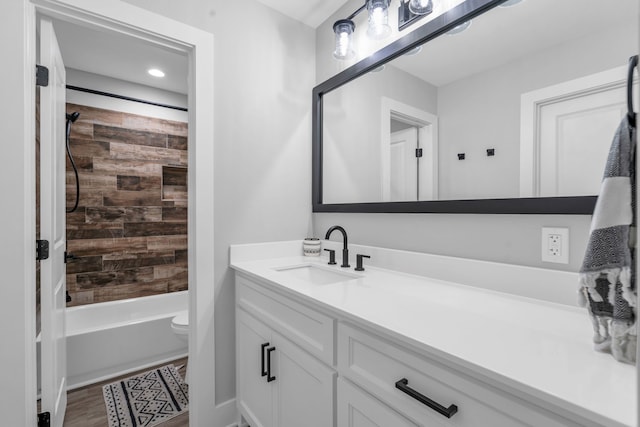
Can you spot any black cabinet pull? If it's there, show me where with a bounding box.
[260,342,269,377]
[395,378,458,418]
[266,346,276,383]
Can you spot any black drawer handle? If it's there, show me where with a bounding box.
[266,346,276,383]
[260,342,269,377]
[395,378,458,419]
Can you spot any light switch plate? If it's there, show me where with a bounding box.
[541,227,569,264]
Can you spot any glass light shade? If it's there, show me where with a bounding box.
[446,20,471,35]
[409,0,433,15]
[366,0,391,40]
[333,19,356,60]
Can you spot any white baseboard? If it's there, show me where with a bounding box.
[215,397,237,427]
[68,352,188,391]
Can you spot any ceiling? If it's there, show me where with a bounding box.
[51,0,347,95]
[52,19,189,95]
[50,0,637,98]
[254,0,349,28]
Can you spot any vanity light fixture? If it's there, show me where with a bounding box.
[367,0,392,40]
[398,0,434,32]
[333,0,434,60]
[408,0,433,15]
[333,19,356,59]
[148,68,165,78]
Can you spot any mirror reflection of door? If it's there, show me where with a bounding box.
[520,67,638,197]
[390,124,418,201]
[389,121,436,202]
[381,98,438,202]
[538,87,628,197]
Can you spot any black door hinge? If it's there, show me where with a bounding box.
[36,240,50,261]
[415,148,423,158]
[36,65,49,87]
[37,412,51,427]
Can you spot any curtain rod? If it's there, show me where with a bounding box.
[66,85,188,112]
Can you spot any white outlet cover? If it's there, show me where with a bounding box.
[541,227,569,264]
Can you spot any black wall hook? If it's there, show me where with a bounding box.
[627,55,638,128]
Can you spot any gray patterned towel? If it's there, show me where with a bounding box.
[579,115,637,364]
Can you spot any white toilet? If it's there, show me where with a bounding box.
[171,310,189,384]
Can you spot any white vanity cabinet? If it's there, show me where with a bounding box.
[236,309,273,427]
[236,275,336,427]
[337,377,423,427]
[337,323,579,427]
[233,262,628,427]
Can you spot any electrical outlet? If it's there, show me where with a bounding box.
[541,227,569,264]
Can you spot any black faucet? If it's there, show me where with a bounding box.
[325,225,350,268]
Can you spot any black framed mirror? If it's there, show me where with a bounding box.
[312,0,636,214]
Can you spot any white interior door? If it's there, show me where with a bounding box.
[417,125,436,201]
[39,17,67,427]
[539,86,627,197]
[381,98,438,202]
[390,128,418,201]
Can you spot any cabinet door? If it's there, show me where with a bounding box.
[273,331,336,427]
[237,309,273,427]
[337,378,425,427]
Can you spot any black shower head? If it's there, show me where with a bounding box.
[66,112,80,123]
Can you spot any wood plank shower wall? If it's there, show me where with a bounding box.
[65,103,188,306]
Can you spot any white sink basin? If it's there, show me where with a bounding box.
[274,264,359,286]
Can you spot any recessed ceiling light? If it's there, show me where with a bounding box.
[148,68,165,78]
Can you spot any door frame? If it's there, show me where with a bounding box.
[519,65,629,197]
[380,97,438,201]
[7,1,215,425]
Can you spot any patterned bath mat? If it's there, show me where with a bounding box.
[102,364,189,427]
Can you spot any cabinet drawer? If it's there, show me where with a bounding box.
[338,323,573,427]
[337,377,425,427]
[236,274,335,365]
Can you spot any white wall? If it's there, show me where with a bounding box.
[65,68,188,122]
[314,2,610,273]
[120,0,315,407]
[323,65,437,203]
[437,24,637,200]
[0,1,37,425]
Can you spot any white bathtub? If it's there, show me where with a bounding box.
[38,291,188,391]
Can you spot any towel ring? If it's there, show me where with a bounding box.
[627,55,638,128]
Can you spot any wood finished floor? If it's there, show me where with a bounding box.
[62,357,189,427]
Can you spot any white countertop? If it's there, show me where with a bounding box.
[230,241,637,427]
